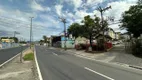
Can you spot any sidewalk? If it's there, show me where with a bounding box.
[50,46,142,68]
[0,48,39,80]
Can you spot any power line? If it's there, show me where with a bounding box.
[0,16,47,29]
[0,17,60,31]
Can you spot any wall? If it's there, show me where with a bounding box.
[0,42,19,49]
[61,36,75,48]
[61,40,75,48]
[75,36,87,44]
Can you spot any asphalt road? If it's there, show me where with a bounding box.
[0,46,28,64]
[36,46,142,80]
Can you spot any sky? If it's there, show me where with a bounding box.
[0,0,137,41]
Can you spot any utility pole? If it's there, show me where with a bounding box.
[59,17,67,50]
[98,6,111,51]
[20,38,23,63]
[30,17,34,49]
[14,31,16,38]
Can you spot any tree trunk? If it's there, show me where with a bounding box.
[89,35,92,51]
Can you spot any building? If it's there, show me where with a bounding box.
[75,36,87,45]
[104,28,121,40]
[115,32,121,40]
[51,35,61,47]
[105,28,116,40]
[51,35,75,48]
[121,33,130,40]
[1,39,14,43]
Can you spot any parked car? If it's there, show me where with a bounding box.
[112,41,120,45]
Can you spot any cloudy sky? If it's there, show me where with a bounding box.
[0,0,137,41]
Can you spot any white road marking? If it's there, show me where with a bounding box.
[84,67,115,80]
[0,47,29,68]
[52,52,58,56]
[34,47,43,80]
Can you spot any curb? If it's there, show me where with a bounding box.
[106,47,113,51]
[34,46,43,80]
[129,65,142,70]
[65,50,142,70]
[0,47,29,68]
[52,47,142,71]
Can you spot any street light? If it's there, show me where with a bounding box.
[29,17,34,49]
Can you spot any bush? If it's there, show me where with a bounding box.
[75,43,86,50]
[23,53,34,60]
[80,43,86,49]
[132,40,142,57]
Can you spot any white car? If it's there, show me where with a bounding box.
[112,41,120,45]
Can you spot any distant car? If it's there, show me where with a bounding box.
[112,41,117,45]
[112,41,120,45]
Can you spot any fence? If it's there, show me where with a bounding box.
[124,39,142,54]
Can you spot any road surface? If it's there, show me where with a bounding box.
[36,46,142,80]
[0,46,28,65]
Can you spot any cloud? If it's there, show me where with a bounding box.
[9,0,13,2]
[45,7,51,12]
[0,0,138,40]
[102,1,136,30]
[104,1,136,20]
[82,0,103,9]
[71,0,82,10]
[36,0,44,2]
[126,0,138,3]
[0,8,5,15]
[55,4,63,16]
[0,30,14,37]
[86,0,103,5]
[39,14,60,27]
[31,0,44,11]
[31,0,51,12]
[65,0,137,33]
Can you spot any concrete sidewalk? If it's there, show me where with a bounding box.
[0,48,39,80]
[50,46,142,68]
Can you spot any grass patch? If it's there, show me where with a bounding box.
[23,53,34,61]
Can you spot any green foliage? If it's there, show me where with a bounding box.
[9,37,19,43]
[132,40,142,57]
[81,15,106,39]
[39,40,43,42]
[68,15,108,51]
[1,37,19,43]
[68,23,83,38]
[120,3,142,38]
[1,37,9,39]
[43,35,47,43]
[137,0,142,5]
[19,41,27,44]
[23,53,34,60]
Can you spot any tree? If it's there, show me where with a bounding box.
[12,37,18,43]
[81,15,108,50]
[68,15,108,51]
[138,0,142,4]
[81,15,96,50]
[43,35,47,43]
[1,37,18,43]
[68,23,83,38]
[120,1,142,38]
